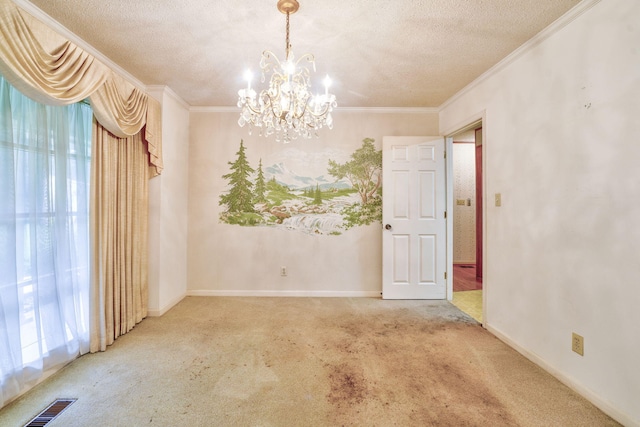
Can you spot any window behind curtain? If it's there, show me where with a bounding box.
[0,75,92,407]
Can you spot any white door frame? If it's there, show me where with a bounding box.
[445,135,454,301]
[443,112,487,324]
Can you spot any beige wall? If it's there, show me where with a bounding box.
[187,110,438,296]
[147,87,190,315]
[440,0,640,424]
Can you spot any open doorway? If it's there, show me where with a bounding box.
[450,125,483,323]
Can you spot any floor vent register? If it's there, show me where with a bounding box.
[24,398,77,427]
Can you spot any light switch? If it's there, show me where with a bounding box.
[495,193,502,207]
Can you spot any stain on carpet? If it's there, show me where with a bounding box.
[321,311,517,426]
[327,363,368,408]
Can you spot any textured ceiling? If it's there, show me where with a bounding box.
[22,0,581,108]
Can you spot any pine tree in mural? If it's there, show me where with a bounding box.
[313,184,322,205]
[254,158,267,204]
[219,140,255,213]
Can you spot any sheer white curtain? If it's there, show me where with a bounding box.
[0,76,91,407]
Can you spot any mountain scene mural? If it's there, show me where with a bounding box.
[264,163,351,191]
[219,138,382,235]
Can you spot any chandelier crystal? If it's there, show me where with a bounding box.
[237,0,337,143]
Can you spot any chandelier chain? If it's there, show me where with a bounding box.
[285,12,291,60]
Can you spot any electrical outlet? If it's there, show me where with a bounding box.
[495,193,502,207]
[572,332,584,356]
[280,266,287,277]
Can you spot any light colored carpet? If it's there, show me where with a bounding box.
[452,290,483,323]
[0,297,618,426]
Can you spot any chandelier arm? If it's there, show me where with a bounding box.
[260,50,282,67]
[260,50,284,74]
[242,100,264,116]
[294,53,316,71]
[262,91,288,123]
[263,97,279,122]
[305,103,331,118]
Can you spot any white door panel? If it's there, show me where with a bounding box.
[383,136,447,299]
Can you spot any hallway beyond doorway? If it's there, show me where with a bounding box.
[452,264,482,323]
[453,264,482,291]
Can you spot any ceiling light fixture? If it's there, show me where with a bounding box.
[237,0,337,143]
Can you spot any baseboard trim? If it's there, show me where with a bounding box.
[147,293,187,317]
[486,324,635,426]
[187,290,381,298]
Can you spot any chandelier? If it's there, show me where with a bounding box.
[237,0,337,143]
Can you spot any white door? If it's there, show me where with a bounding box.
[382,136,447,299]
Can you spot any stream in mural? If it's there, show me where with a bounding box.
[218,138,382,235]
[270,195,356,235]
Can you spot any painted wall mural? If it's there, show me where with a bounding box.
[219,138,382,235]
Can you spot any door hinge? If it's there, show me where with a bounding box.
[444,211,447,219]
[444,150,447,159]
[444,272,447,280]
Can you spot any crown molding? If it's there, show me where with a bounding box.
[12,0,147,93]
[189,106,439,114]
[147,85,190,110]
[334,107,439,114]
[190,106,238,113]
[439,0,602,111]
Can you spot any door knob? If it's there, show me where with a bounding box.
[385,224,392,230]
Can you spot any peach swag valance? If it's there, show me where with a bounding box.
[0,0,162,175]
